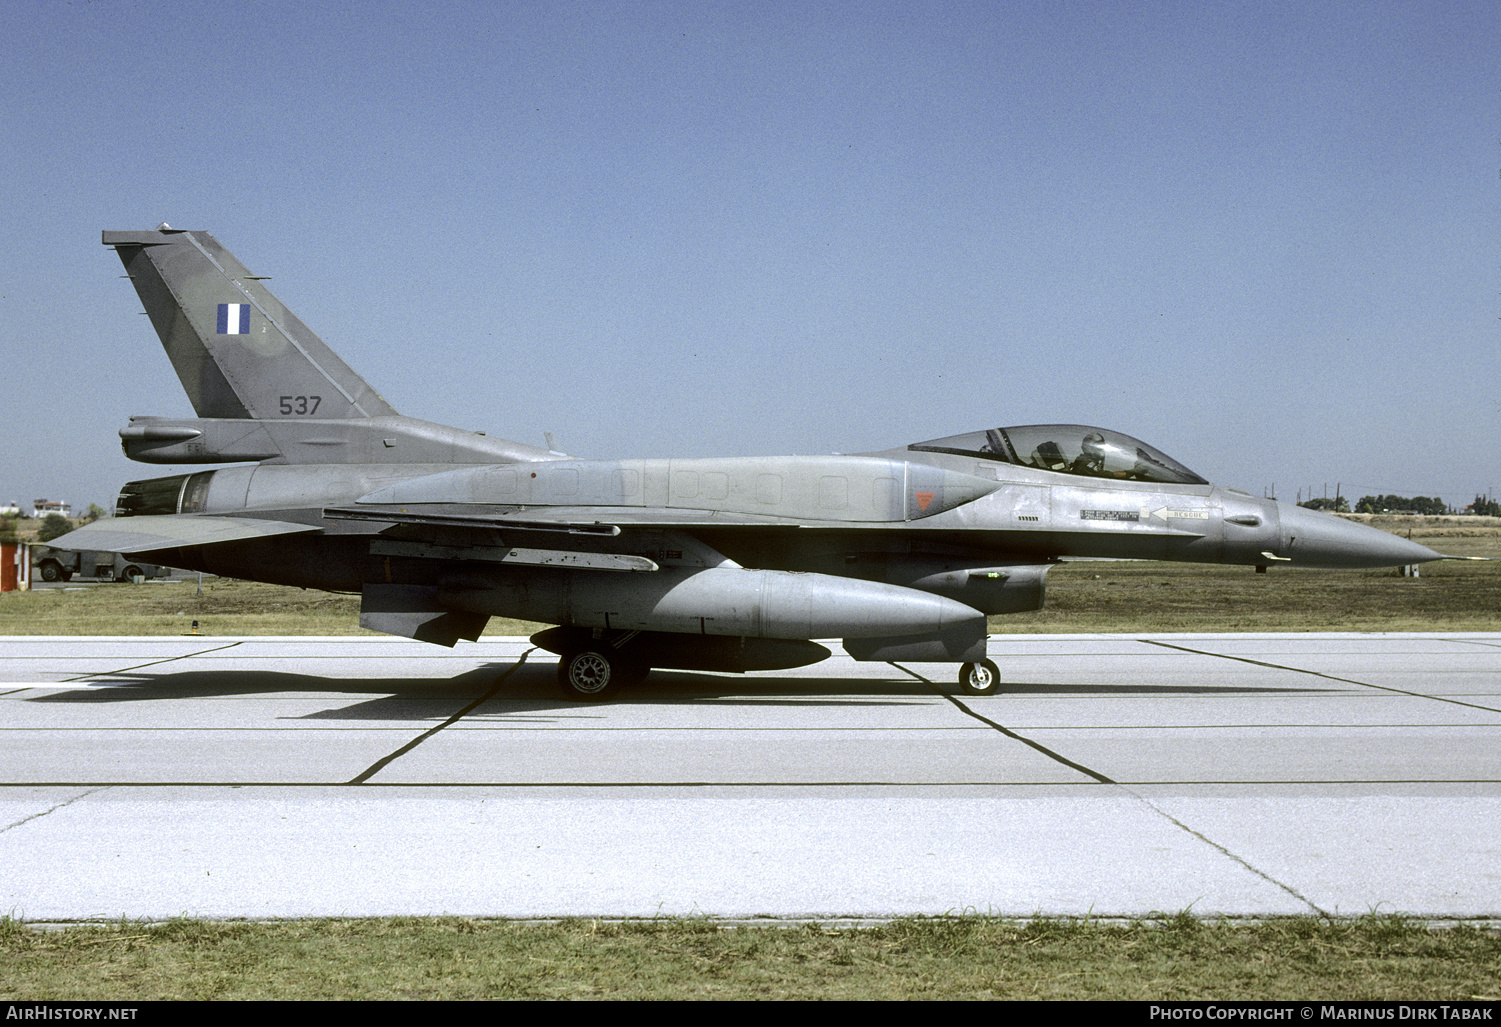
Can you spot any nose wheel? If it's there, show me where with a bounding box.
[958,659,1002,696]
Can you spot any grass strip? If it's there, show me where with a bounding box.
[3,914,1498,1001]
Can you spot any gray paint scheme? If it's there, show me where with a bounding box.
[50,227,1445,694]
[104,229,398,421]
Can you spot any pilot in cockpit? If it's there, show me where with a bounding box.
[1071,432,1109,475]
[916,425,1207,487]
[1072,432,1138,479]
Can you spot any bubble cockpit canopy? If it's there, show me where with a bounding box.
[909,424,1208,486]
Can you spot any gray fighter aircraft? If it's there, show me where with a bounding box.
[51,225,1444,699]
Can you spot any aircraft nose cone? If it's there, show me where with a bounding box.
[1276,503,1442,568]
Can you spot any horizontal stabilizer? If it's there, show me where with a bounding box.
[45,515,321,555]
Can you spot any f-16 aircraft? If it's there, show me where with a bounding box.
[52,225,1444,699]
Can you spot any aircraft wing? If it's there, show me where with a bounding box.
[324,505,810,533]
[43,515,323,555]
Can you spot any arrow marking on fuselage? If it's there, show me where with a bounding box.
[1142,507,1211,521]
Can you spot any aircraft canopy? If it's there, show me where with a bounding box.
[909,424,1208,486]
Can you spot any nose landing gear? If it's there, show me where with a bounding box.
[958,659,1002,696]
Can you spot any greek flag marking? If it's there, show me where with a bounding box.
[217,303,250,334]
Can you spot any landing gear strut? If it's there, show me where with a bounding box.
[958,658,1002,696]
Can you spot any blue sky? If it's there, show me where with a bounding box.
[3,0,1496,513]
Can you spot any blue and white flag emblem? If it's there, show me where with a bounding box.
[217,303,250,334]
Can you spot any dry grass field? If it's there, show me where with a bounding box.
[1003,528,1501,634]
[3,517,1496,636]
[3,914,1499,1001]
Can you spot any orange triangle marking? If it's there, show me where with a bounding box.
[914,491,935,511]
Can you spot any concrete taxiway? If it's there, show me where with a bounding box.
[1,633,1498,922]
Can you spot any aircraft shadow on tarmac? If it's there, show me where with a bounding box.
[27,660,1340,719]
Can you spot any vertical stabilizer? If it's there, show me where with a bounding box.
[103,227,398,420]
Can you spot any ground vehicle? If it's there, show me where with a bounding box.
[32,547,166,583]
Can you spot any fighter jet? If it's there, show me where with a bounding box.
[50,226,1444,699]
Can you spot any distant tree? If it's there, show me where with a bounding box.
[1355,494,1448,515]
[1299,496,1350,513]
[84,503,107,523]
[0,514,15,545]
[1466,495,1501,517]
[36,513,73,543]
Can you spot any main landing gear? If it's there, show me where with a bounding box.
[958,659,1002,696]
[556,647,648,702]
[547,627,1005,701]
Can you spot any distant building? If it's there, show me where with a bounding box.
[31,499,71,519]
[0,502,19,517]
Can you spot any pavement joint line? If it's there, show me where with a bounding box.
[889,662,1115,784]
[1439,636,1501,650]
[54,640,249,684]
[345,649,534,784]
[894,663,1331,917]
[1140,639,1501,714]
[0,786,110,835]
[1115,786,1330,917]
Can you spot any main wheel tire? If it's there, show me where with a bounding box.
[958,659,1002,696]
[39,562,61,583]
[557,648,624,701]
[121,565,143,582]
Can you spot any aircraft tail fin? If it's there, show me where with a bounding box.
[103,226,398,420]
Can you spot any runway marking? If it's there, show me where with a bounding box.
[346,649,534,784]
[1,787,109,835]
[55,641,249,683]
[895,663,1331,917]
[1141,640,1501,714]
